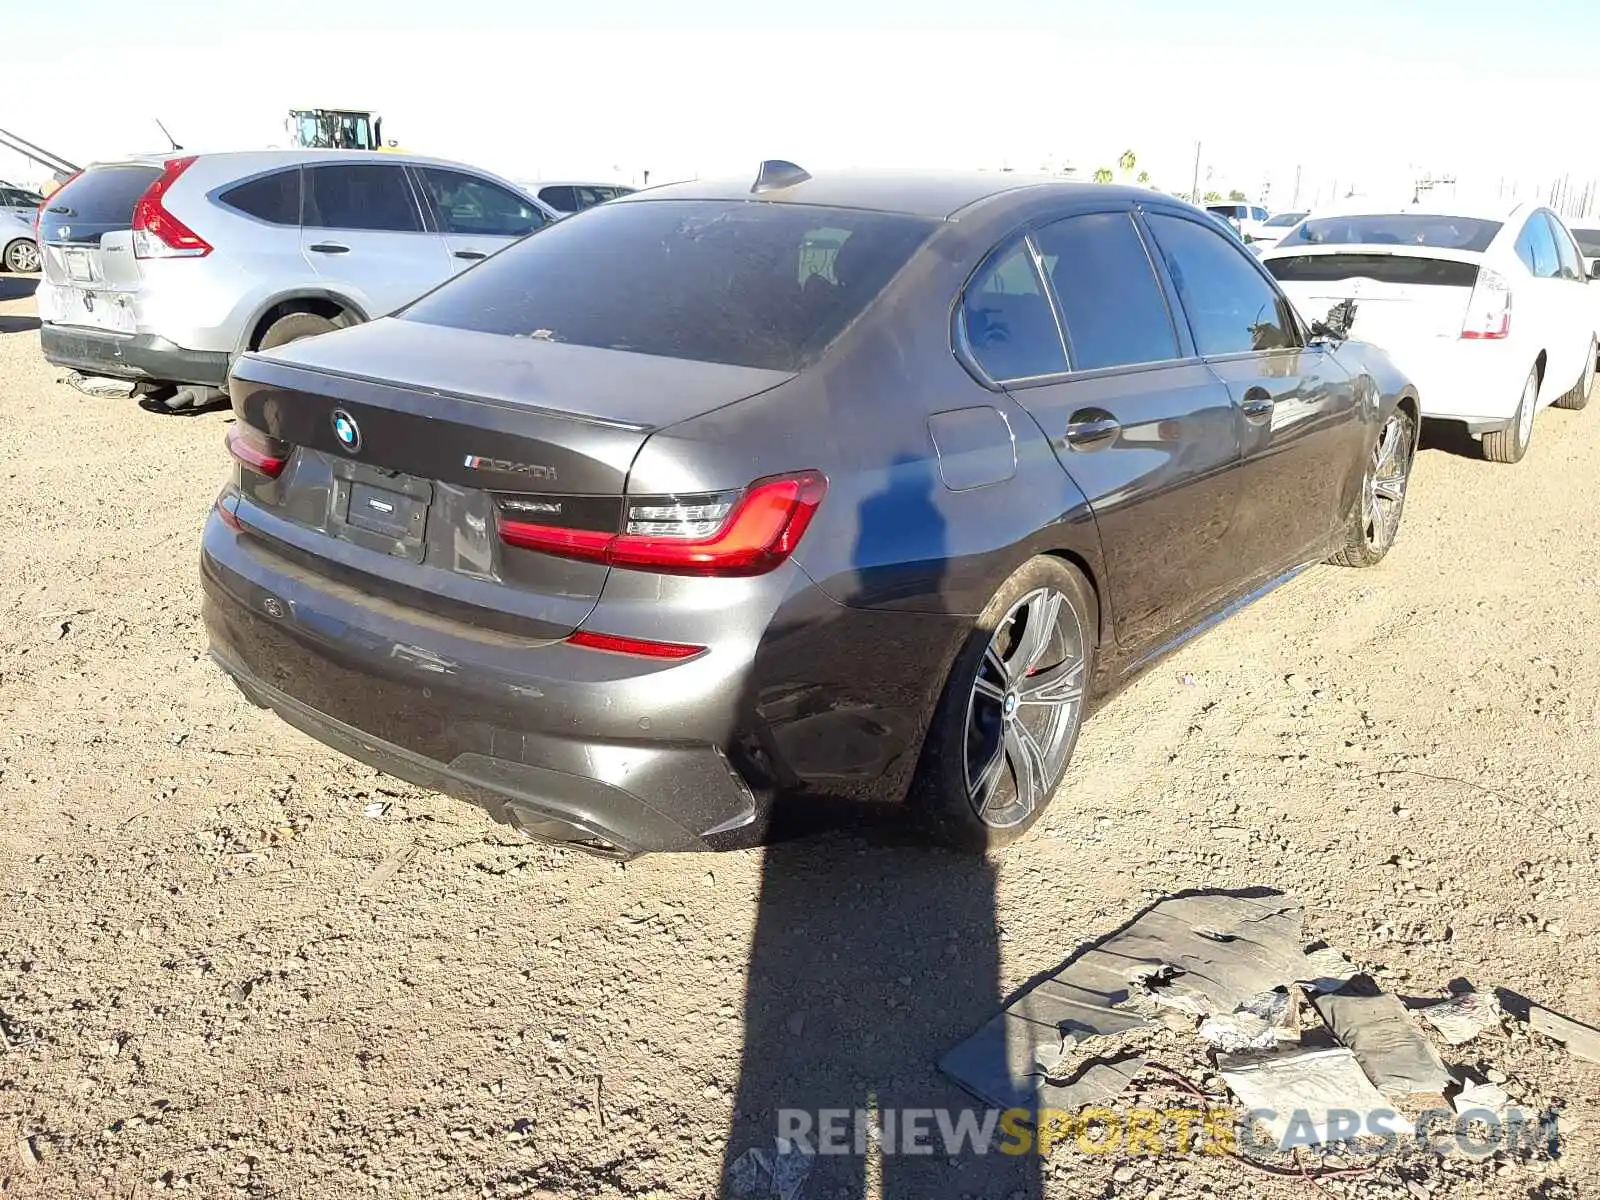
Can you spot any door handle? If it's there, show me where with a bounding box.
[453,249,487,261]
[1064,411,1121,450]
[1240,388,1275,422]
[308,242,350,254]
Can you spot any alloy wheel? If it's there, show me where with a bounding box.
[963,586,1087,829]
[7,240,38,274]
[1364,409,1414,554]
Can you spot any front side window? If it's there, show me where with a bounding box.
[415,168,547,238]
[303,164,422,232]
[960,241,1068,382]
[1033,212,1177,371]
[538,185,576,211]
[1543,213,1584,281]
[1514,215,1560,278]
[1570,227,1600,258]
[1145,213,1296,356]
[402,199,935,372]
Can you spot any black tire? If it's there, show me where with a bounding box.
[1483,367,1539,464]
[258,312,340,350]
[1330,404,1417,568]
[1553,340,1595,411]
[3,238,39,274]
[913,556,1097,853]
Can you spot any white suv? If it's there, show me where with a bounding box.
[37,150,555,407]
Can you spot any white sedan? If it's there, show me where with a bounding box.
[1261,204,1597,463]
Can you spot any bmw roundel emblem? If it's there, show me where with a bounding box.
[331,409,361,454]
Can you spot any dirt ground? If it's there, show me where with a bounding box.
[1,274,1597,1200]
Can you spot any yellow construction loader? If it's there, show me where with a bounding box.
[286,108,404,153]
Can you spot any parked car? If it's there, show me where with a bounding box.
[36,150,556,408]
[1568,223,1600,278]
[1206,201,1271,242]
[0,182,42,272]
[1250,210,1309,254]
[1261,203,1596,463]
[203,168,1419,857]
[528,181,636,217]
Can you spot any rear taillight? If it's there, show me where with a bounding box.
[132,157,210,259]
[1461,267,1511,340]
[225,424,289,478]
[565,630,706,659]
[497,470,827,578]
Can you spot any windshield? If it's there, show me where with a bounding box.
[1278,214,1502,251]
[1263,211,1308,228]
[1571,228,1600,258]
[400,199,938,371]
[294,111,373,150]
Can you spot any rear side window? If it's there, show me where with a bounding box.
[1571,228,1600,258]
[1263,211,1307,228]
[1033,213,1177,371]
[1514,215,1559,278]
[960,241,1068,382]
[1266,254,1481,288]
[303,164,421,232]
[401,199,936,372]
[1146,213,1296,356]
[38,164,161,241]
[220,169,301,225]
[538,185,575,211]
[414,168,547,238]
[1280,214,1502,251]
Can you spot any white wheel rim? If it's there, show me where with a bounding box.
[10,241,38,272]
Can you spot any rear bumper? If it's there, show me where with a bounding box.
[200,510,769,855]
[40,322,230,387]
[1380,339,1528,430]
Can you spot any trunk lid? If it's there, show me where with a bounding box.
[39,161,161,332]
[1266,247,1481,344]
[228,318,792,639]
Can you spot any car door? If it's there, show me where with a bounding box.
[1142,209,1363,577]
[299,162,452,315]
[1542,211,1595,386]
[958,212,1241,649]
[411,166,551,275]
[1511,212,1567,388]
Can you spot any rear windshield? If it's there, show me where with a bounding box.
[40,164,161,231]
[400,199,937,371]
[1571,228,1600,257]
[1277,214,1501,252]
[1266,253,1481,288]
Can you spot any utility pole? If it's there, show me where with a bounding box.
[1291,164,1302,209]
[1189,141,1201,205]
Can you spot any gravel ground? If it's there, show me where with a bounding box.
[1,276,1597,1200]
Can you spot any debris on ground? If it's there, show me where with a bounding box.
[1298,946,1359,995]
[62,370,137,399]
[359,842,416,894]
[1529,1004,1600,1064]
[727,1142,814,1200]
[1198,989,1296,1052]
[1312,975,1451,1097]
[1453,1079,1513,1116]
[1218,1046,1415,1146]
[1417,989,1501,1046]
[362,801,390,819]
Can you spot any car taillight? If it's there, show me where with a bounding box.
[131,156,210,259]
[497,470,827,577]
[565,630,706,659]
[225,424,289,478]
[1461,267,1511,340]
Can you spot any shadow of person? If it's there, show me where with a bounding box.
[721,455,1043,1198]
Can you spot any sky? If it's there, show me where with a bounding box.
[8,0,1600,212]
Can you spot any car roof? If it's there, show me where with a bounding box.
[82,148,508,174]
[1303,198,1524,223]
[619,169,1157,220]
[529,180,634,189]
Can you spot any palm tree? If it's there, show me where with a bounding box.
[1228,188,1247,202]
[1093,167,1114,184]
[1118,149,1137,180]
[1203,190,1222,203]
[1136,170,1150,186]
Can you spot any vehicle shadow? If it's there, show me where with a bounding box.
[0,314,40,334]
[720,457,1042,1198]
[1417,418,1485,461]
[0,276,37,302]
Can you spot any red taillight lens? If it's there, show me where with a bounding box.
[1461,267,1511,340]
[565,630,706,659]
[225,424,289,478]
[132,157,210,259]
[497,470,828,577]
